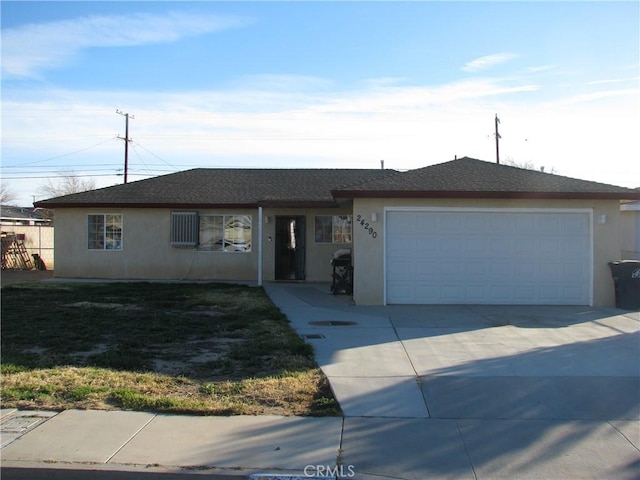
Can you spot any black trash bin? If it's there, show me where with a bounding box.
[331,249,352,295]
[608,261,640,310]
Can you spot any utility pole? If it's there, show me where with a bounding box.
[494,113,501,164]
[116,110,134,183]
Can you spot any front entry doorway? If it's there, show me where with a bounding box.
[275,216,306,280]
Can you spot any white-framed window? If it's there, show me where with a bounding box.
[88,214,123,250]
[199,215,252,252]
[314,215,352,243]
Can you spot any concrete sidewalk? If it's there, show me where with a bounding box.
[3,408,638,479]
[2,281,639,479]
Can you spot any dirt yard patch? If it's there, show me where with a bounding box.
[1,282,340,416]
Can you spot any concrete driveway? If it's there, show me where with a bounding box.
[264,282,640,479]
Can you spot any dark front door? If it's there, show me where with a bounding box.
[275,216,306,280]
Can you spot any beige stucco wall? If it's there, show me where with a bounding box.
[352,198,623,307]
[53,206,352,283]
[53,199,624,306]
[54,208,258,280]
[620,208,640,260]
[260,206,353,282]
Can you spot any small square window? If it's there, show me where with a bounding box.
[88,214,122,250]
[315,215,352,244]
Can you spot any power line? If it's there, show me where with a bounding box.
[3,137,119,167]
[1,163,121,170]
[2,173,132,180]
[131,140,178,170]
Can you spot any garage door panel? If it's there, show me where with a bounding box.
[488,285,512,302]
[490,214,514,233]
[489,261,512,276]
[387,285,414,303]
[415,284,435,296]
[422,238,439,251]
[416,215,438,231]
[465,215,488,232]
[515,238,538,255]
[514,285,536,301]
[515,216,536,233]
[388,212,413,230]
[440,237,464,256]
[387,261,416,281]
[440,215,464,233]
[386,235,415,253]
[386,210,591,305]
[539,238,564,255]
[491,238,515,255]
[416,261,439,280]
[466,261,487,277]
[465,238,490,256]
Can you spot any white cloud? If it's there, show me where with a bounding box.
[556,88,638,104]
[462,53,519,72]
[586,77,638,86]
[1,11,252,78]
[2,75,638,206]
[527,65,554,73]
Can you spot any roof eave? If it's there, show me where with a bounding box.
[257,200,339,208]
[33,200,342,209]
[332,190,640,200]
[33,202,259,209]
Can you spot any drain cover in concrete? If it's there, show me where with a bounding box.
[309,320,357,326]
[301,333,325,339]
[1,411,58,448]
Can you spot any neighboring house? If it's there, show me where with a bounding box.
[0,206,52,226]
[1,206,54,269]
[620,192,640,260]
[35,157,639,307]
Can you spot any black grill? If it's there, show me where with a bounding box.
[331,249,352,295]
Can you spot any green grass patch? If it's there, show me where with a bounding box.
[1,282,340,416]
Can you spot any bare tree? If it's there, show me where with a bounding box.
[0,183,19,205]
[503,157,556,173]
[39,170,96,199]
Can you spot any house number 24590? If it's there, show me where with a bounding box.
[356,215,378,239]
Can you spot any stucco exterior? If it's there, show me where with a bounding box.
[261,206,353,282]
[52,198,624,307]
[53,206,352,283]
[620,203,640,260]
[352,198,623,307]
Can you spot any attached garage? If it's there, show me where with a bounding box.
[385,208,592,305]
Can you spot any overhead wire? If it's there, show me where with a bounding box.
[131,140,178,170]
[2,137,120,167]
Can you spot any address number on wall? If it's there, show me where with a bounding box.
[356,214,378,239]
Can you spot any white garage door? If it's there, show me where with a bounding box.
[385,209,591,305]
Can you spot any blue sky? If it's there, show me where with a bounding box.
[2,1,639,205]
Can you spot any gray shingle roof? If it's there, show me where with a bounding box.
[35,168,399,208]
[35,158,639,208]
[334,157,639,199]
[1,205,51,221]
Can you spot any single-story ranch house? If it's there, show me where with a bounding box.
[36,157,639,306]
